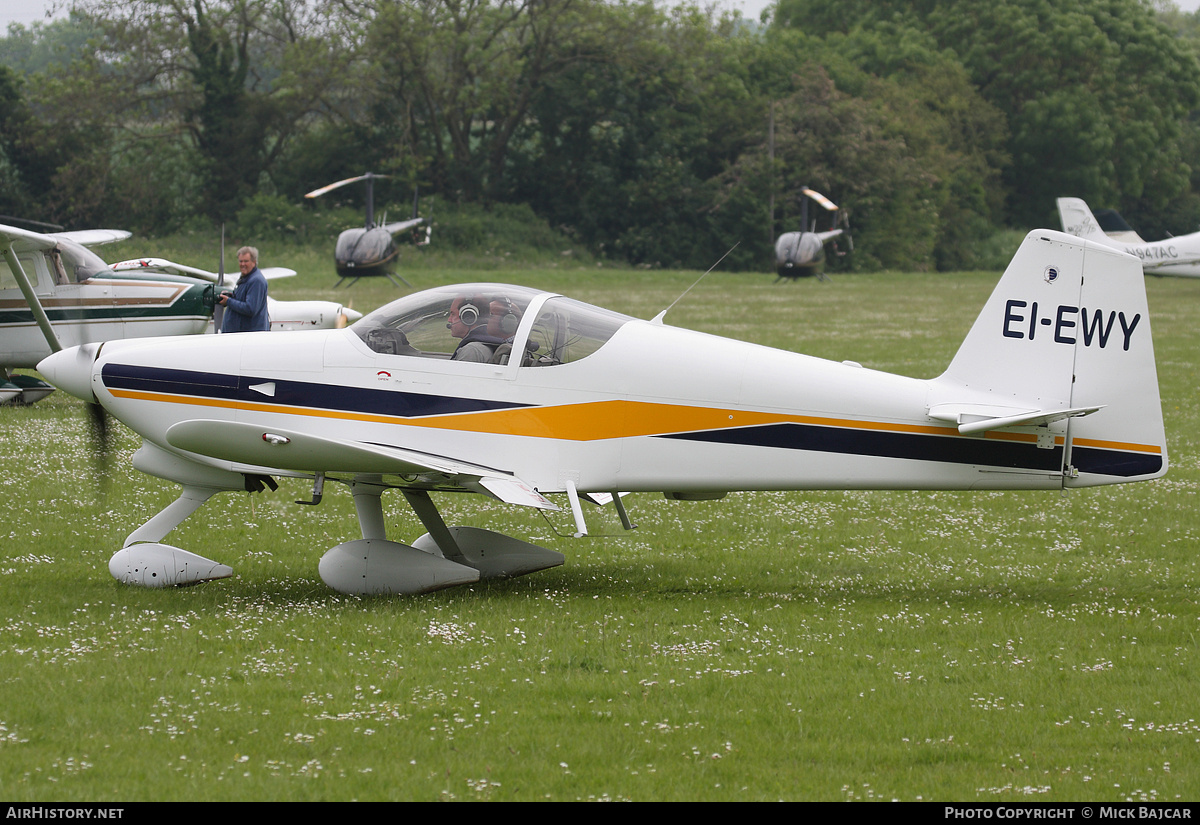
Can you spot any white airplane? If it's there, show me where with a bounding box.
[110,257,363,331]
[36,229,1167,596]
[774,187,850,281]
[1,223,211,404]
[0,222,368,404]
[1057,197,1200,277]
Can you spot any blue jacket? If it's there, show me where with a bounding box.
[221,267,269,333]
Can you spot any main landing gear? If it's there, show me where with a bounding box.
[110,444,563,595]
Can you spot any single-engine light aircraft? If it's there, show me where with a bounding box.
[1,223,211,404]
[1,222,369,404]
[774,187,850,281]
[1058,197,1200,278]
[37,229,1166,596]
[305,173,430,288]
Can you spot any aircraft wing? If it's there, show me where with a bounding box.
[112,258,297,282]
[2,224,132,251]
[164,419,558,510]
[1,223,59,251]
[58,229,131,247]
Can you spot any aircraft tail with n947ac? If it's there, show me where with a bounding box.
[37,229,1166,595]
[1057,196,1200,278]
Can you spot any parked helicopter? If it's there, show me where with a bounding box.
[774,187,850,281]
[305,173,431,288]
[36,228,1166,596]
[1057,197,1200,278]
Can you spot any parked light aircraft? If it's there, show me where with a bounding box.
[1,223,368,404]
[36,229,1166,596]
[1,223,210,404]
[305,173,431,288]
[1057,197,1200,278]
[774,187,850,281]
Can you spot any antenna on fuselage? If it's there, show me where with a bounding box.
[650,242,740,325]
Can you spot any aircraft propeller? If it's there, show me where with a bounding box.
[212,226,227,333]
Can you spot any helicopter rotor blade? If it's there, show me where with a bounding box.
[801,187,838,211]
[305,173,390,200]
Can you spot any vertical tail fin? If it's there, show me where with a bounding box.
[1057,197,1113,246]
[934,229,1166,486]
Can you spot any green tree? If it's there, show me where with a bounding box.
[505,1,761,268]
[774,0,1200,230]
[66,0,353,226]
[352,0,614,203]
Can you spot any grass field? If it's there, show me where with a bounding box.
[1,243,1198,801]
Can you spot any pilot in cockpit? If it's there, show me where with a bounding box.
[448,294,520,362]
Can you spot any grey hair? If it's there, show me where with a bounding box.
[236,246,259,263]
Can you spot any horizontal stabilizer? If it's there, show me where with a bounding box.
[929,403,1104,435]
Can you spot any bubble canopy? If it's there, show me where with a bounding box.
[352,283,634,366]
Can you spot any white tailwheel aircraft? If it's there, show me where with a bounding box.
[37,229,1167,596]
[1,221,369,404]
[1,223,211,404]
[1057,197,1200,278]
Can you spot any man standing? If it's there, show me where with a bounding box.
[218,246,269,332]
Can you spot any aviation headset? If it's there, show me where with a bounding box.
[457,300,482,327]
[450,296,519,333]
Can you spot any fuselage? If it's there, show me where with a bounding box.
[1112,237,1200,278]
[46,281,1142,499]
[334,227,399,279]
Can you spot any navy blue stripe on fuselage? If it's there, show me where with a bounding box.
[100,363,530,418]
[659,422,1160,478]
[1070,445,1163,478]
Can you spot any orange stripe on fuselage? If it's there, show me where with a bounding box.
[101,388,1168,455]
